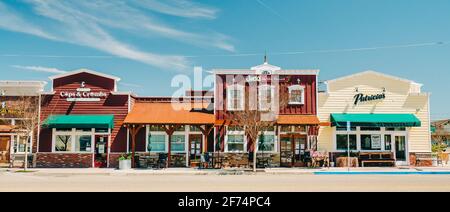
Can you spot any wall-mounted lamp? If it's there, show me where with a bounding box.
[297,78,301,84]
[0,90,5,96]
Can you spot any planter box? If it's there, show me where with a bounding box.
[119,159,131,170]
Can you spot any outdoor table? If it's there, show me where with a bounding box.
[336,157,359,167]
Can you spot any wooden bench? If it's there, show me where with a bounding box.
[415,152,433,166]
[360,152,396,167]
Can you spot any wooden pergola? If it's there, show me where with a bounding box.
[123,102,215,168]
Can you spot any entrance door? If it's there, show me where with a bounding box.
[280,134,308,167]
[189,135,202,167]
[395,136,407,163]
[0,136,10,163]
[94,136,108,168]
[280,135,293,167]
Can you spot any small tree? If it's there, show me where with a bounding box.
[431,120,449,153]
[226,79,289,172]
[14,96,40,170]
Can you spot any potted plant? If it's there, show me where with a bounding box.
[118,154,132,170]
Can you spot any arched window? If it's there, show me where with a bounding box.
[288,85,305,105]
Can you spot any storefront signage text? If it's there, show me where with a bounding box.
[353,93,386,105]
[60,82,107,102]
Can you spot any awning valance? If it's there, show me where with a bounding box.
[277,115,320,125]
[43,115,114,129]
[330,113,421,127]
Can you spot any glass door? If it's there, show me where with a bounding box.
[293,135,307,166]
[395,136,407,162]
[280,135,294,167]
[94,136,108,168]
[189,135,202,167]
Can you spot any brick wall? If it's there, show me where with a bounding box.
[36,153,93,168]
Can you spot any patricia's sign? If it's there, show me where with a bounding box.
[0,102,22,116]
[60,82,107,102]
[353,93,386,105]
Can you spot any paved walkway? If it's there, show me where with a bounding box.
[2,166,450,176]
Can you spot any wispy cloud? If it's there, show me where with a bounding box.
[131,0,218,19]
[11,65,67,74]
[0,0,235,71]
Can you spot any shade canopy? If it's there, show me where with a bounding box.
[0,125,14,132]
[43,115,115,129]
[330,113,421,127]
[124,102,214,125]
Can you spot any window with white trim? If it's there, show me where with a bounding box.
[147,126,167,153]
[258,134,276,152]
[258,85,274,111]
[171,135,186,152]
[288,85,305,105]
[52,128,96,153]
[226,126,246,152]
[227,85,245,111]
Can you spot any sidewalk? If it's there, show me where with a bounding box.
[2,166,450,176]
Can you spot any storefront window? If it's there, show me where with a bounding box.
[75,135,92,152]
[76,128,91,132]
[95,128,109,133]
[174,125,185,132]
[171,135,185,152]
[361,134,382,150]
[385,135,392,150]
[149,125,166,132]
[227,135,245,152]
[293,125,306,132]
[336,126,356,131]
[148,134,166,152]
[385,127,406,131]
[258,134,275,152]
[360,127,381,131]
[280,126,291,132]
[189,125,201,132]
[336,134,357,150]
[228,126,244,132]
[14,136,30,153]
[55,135,72,152]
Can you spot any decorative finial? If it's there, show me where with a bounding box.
[264,51,268,64]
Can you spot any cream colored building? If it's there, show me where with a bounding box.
[318,71,431,166]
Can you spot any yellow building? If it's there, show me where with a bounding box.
[318,71,431,166]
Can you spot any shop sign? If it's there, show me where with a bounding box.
[0,102,22,117]
[60,81,107,102]
[353,93,386,105]
[371,135,382,149]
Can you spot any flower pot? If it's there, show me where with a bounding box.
[119,159,132,170]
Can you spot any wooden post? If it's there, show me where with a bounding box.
[164,124,179,168]
[195,125,214,153]
[127,124,143,168]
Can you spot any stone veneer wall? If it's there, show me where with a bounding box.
[218,153,281,168]
[35,153,93,168]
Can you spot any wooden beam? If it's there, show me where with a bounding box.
[125,124,144,168]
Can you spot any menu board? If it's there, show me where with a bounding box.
[371,135,382,149]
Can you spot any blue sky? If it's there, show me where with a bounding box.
[0,0,449,120]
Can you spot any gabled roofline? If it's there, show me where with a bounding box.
[210,69,319,75]
[49,69,121,82]
[325,70,422,87]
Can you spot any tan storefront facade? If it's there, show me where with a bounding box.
[318,71,431,166]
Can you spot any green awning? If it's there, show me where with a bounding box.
[43,115,114,129]
[331,113,421,127]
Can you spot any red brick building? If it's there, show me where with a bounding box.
[37,70,132,168]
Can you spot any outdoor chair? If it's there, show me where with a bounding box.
[157,153,168,169]
[200,153,213,169]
